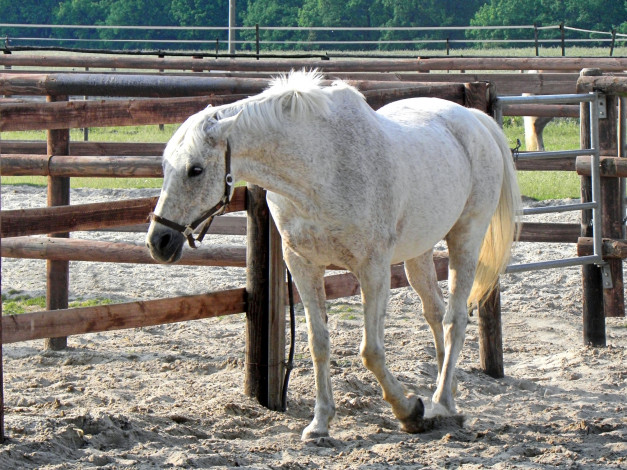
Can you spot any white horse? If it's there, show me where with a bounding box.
[146,71,521,440]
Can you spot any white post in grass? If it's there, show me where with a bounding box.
[228,0,236,55]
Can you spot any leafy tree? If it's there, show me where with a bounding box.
[298,0,383,50]
[54,0,114,45]
[0,0,60,42]
[241,0,304,50]
[99,0,177,49]
[171,0,229,43]
[468,0,627,47]
[377,0,484,50]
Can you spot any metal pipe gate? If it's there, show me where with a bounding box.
[494,93,610,284]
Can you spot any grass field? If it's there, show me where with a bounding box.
[1,117,582,200]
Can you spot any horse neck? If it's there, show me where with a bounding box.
[231,124,323,207]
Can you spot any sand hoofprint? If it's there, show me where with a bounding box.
[1,186,625,469]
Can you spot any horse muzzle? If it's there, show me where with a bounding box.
[146,224,186,263]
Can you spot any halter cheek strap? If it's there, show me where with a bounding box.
[149,141,233,249]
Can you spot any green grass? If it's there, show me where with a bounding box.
[503,117,582,200]
[1,124,175,188]
[2,115,584,199]
[1,291,114,315]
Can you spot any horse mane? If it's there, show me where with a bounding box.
[214,69,344,131]
[165,70,364,155]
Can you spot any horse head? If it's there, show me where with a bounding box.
[146,110,237,263]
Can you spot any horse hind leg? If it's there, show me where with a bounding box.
[432,221,488,416]
[404,251,446,380]
[283,247,335,441]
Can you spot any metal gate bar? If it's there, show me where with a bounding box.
[494,92,604,273]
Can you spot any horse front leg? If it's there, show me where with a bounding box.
[358,263,425,433]
[283,247,335,440]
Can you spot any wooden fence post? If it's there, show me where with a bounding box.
[477,286,504,378]
[1,184,4,443]
[579,69,606,346]
[45,95,70,351]
[467,81,505,377]
[599,91,625,318]
[245,184,286,410]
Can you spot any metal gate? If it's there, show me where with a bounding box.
[494,93,611,286]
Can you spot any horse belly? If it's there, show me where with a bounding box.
[390,205,463,264]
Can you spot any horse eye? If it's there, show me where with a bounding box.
[187,166,203,177]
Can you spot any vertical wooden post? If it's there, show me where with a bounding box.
[245,184,285,410]
[45,95,70,351]
[267,218,286,409]
[467,81,505,376]
[1,182,4,443]
[579,69,606,346]
[477,286,504,378]
[600,92,624,318]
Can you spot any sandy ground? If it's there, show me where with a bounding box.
[0,186,625,469]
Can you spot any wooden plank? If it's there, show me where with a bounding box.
[2,54,627,73]
[577,75,627,97]
[328,72,580,96]
[290,253,450,304]
[363,84,465,108]
[1,237,246,267]
[1,288,247,344]
[0,73,268,97]
[518,222,580,243]
[503,104,579,117]
[0,140,166,156]
[0,81,473,131]
[578,237,627,259]
[1,197,158,237]
[515,156,576,172]
[1,154,163,177]
[0,95,242,131]
[0,186,245,237]
[101,216,247,236]
[576,156,627,177]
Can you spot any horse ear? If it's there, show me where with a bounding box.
[202,116,219,136]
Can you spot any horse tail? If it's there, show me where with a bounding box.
[467,109,522,308]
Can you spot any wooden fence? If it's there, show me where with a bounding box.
[1,61,625,443]
[0,71,503,442]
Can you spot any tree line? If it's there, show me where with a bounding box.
[1,0,625,51]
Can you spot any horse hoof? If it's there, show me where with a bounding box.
[403,412,465,433]
[399,397,425,433]
[301,426,330,442]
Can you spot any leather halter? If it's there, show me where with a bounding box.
[149,141,233,248]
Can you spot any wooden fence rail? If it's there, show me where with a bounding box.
[0,187,245,237]
[2,67,625,443]
[2,54,627,73]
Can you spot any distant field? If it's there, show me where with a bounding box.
[1,117,582,199]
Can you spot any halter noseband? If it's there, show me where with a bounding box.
[149,141,233,249]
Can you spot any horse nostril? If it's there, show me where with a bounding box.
[157,232,172,252]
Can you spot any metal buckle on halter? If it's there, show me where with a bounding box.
[182,225,195,238]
